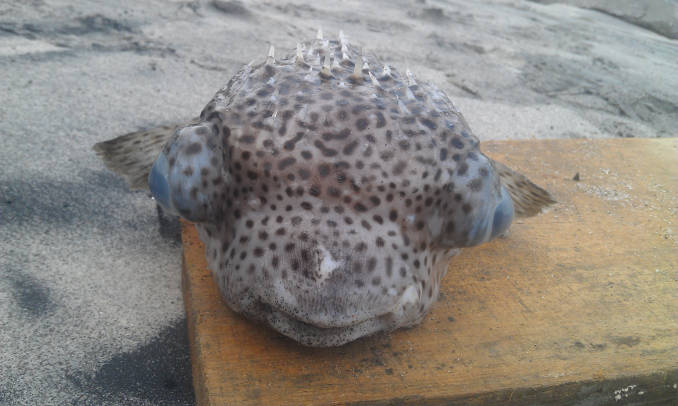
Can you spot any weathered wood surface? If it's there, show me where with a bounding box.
[181,138,678,405]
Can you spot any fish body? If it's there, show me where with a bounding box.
[95,32,554,347]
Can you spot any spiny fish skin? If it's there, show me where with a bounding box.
[95,31,554,347]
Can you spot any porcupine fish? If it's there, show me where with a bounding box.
[94,30,555,347]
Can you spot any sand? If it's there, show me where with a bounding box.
[1,0,676,404]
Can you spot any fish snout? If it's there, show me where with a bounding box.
[148,123,224,222]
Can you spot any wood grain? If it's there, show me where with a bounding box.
[182,138,678,405]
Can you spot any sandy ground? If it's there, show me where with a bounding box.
[1,0,676,404]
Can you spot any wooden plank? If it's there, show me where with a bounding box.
[181,138,678,405]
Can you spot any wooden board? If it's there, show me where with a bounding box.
[181,138,678,405]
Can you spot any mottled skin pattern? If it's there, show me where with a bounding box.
[95,33,554,347]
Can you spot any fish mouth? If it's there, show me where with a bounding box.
[247,299,398,347]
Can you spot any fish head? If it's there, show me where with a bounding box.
[143,37,519,347]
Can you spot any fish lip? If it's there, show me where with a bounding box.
[256,299,397,346]
[256,281,404,329]
[259,296,389,329]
